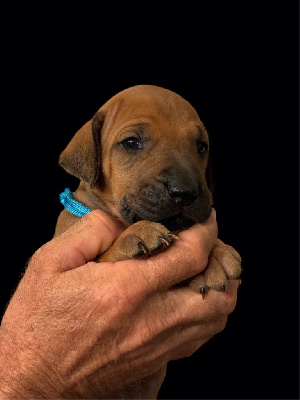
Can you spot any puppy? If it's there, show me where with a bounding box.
[55,85,241,398]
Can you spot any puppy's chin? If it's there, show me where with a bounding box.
[119,198,213,232]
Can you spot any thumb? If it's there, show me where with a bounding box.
[36,210,125,272]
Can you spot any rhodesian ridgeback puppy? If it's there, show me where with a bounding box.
[55,85,241,398]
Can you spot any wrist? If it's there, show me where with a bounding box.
[0,359,62,400]
[0,329,60,399]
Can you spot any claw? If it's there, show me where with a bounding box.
[158,236,171,248]
[153,236,171,253]
[199,286,206,299]
[134,242,149,258]
[167,233,179,243]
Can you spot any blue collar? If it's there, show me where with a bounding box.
[59,188,91,218]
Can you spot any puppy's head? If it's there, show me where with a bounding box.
[59,85,213,231]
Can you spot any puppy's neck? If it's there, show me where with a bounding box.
[73,182,125,223]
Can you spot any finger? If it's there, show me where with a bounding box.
[169,330,226,361]
[167,282,240,360]
[156,284,238,362]
[203,279,240,315]
[129,285,233,362]
[147,323,226,367]
[149,280,239,328]
[33,210,126,272]
[134,209,218,292]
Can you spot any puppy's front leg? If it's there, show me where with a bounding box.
[96,220,177,263]
[189,240,242,296]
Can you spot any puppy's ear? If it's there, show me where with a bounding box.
[59,112,104,187]
[205,157,214,194]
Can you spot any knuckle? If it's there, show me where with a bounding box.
[29,243,54,272]
[219,291,238,315]
[173,342,200,359]
[227,295,238,314]
[181,238,209,275]
[204,288,237,320]
[126,260,158,297]
[215,316,228,333]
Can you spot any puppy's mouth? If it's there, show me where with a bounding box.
[120,190,212,232]
[131,211,194,232]
[157,213,194,232]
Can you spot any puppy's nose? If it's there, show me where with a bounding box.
[167,183,199,206]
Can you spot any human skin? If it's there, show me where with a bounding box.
[0,209,239,398]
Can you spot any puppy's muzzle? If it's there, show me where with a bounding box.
[120,170,212,231]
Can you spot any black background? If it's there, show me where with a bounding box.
[0,1,299,399]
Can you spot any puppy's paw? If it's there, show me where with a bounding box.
[135,221,177,257]
[96,221,177,263]
[188,241,242,296]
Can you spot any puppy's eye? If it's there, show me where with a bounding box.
[121,137,143,151]
[198,142,208,154]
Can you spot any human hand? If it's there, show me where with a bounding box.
[0,210,239,398]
